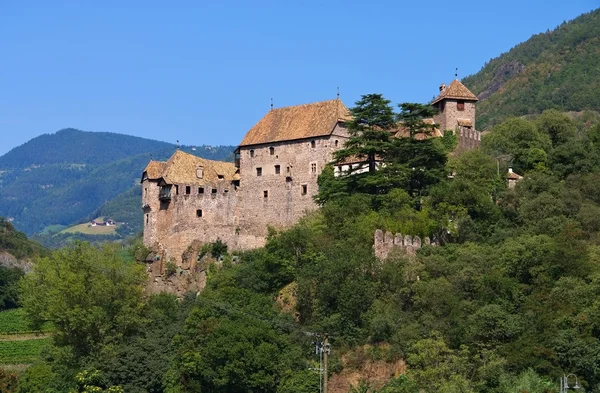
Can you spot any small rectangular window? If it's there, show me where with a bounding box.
[185,186,191,195]
[269,147,275,155]
[198,187,204,194]
[144,187,147,197]
[311,140,316,148]
[311,163,317,173]
[196,209,203,217]
[275,165,280,174]
[250,149,255,158]
[256,167,262,176]
[175,185,179,195]
[457,101,465,111]
[263,190,269,198]
[286,166,290,173]
[146,214,149,225]
[212,188,217,194]
[301,185,307,195]
[334,140,339,147]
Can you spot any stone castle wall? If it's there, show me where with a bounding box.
[142,177,265,266]
[373,229,435,260]
[237,124,349,237]
[457,126,481,150]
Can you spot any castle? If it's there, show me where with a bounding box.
[141,80,480,275]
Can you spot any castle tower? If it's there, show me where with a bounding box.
[431,79,478,133]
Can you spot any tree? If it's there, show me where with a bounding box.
[334,94,396,173]
[482,118,552,173]
[20,242,146,358]
[536,109,577,146]
[69,370,123,393]
[396,103,437,140]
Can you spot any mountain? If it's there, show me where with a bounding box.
[463,8,600,130]
[0,129,235,236]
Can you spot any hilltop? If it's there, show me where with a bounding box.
[0,128,235,237]
[463,8,600,129]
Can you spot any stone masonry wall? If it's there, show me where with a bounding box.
[457,126,481,150]
[143,177,264,266]
[433,100,476,133]
[238,124,349,238]
[373,229,435,260]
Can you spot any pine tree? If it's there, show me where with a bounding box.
[334,94,396,173]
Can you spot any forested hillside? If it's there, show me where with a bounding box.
[10,95,600,392]
[463,8,600,129]
[0,128,235,236]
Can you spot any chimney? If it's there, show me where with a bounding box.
[439,83,446,92]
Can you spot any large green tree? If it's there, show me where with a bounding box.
[20,242,146,358]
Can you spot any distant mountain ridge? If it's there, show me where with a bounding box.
[463,8,600,129]
[0,128,235,237]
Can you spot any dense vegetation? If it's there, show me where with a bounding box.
[463,8,600,129]
[7,94,600,392]
[0,128,234,237]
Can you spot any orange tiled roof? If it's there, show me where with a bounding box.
[143,150,238,186]
[143,161,167,180]
[239,99,351,147]
[431,79,478,105]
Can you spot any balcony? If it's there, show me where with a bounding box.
[159,186,172,201]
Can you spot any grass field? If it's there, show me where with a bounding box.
[0,338,50,364]
[59,217,118,235]
[0,309,53,335]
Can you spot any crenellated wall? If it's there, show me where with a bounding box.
[373,229,436,260]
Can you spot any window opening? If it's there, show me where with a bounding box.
[457,101,465,111]
[269,147,275,155]
[146,214,149,225]
[334,140,339,147]
[256,167,262,176]
[250,149,255,158]
[263,190,269,198]
[198,187,204,194]
[310,140,316,148]
[275,165,280,174]
[217,174,224,179]
[185,186,191,195]
[211,188,217,195]
[311,163,317,173]
[196,209,203,217]
[301,185,307,195]
[174,185,179,195]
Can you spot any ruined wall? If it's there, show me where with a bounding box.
[237,124,349,237]
[373,229,435,260]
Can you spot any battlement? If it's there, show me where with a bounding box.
[457,126,481,150]
[373,229,435,260]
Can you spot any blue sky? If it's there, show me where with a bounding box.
[0,0,597,156]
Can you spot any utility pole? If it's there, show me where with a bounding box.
[311,335,332,393]
[323,334,330,393]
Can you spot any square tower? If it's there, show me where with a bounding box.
[431,79,478,133]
